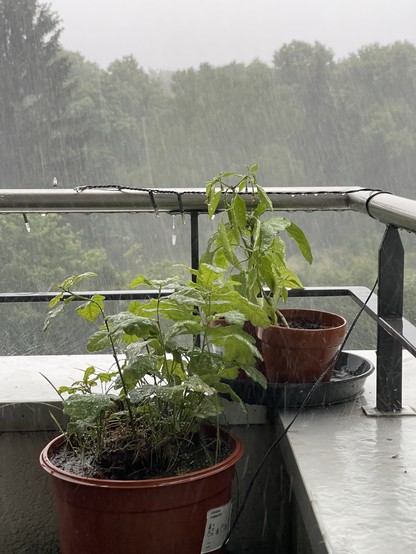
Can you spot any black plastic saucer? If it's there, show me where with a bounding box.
[225,351,375,408]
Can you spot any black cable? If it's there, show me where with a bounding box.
[223,276,379,547]
[365,190,392,219]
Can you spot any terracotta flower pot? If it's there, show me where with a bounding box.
[40,429,243,554]
[257,309,347,384]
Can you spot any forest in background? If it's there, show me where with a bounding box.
[1,0,416,354]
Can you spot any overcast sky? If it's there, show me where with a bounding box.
[49,0,416,71]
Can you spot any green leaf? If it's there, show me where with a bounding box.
[208,290,269,328]
[59,272,96,291]
[213,381,247,415]
[168,291,203,307]
[129,274,148,288]
[188,351,225,376]
[87,329,111,352]
[57,385,78,395]
[217,222,241,269]
[232,194,247,230]
[239,364,267,388]
[43,303,64,331]
[184,375,217,395]
[196,262,225,287]
[215,310,245,326]
[130,275,178,289]
[82,366,95,384]
[49,292,64,309]
[108,312,159,339]
[120,355,160,391]
[261,217,291,242]
[63,393,116,424]
[76,294,105,322]
[165,319,202,340]
[286,222,313,264]
[196,396,225,419]
[208,190,222,219]
[254,185,273,217]
[97,371,117,383]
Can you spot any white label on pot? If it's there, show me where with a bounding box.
[200,501,232,553]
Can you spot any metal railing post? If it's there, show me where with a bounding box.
[190,212,199,280]
[190,211,201,347]
[377,226,404,412]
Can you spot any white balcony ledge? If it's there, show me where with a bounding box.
[278,350,416,554]
[1,351,416,553]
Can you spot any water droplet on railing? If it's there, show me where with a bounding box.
[172,215,177,246]
[22,214,30,232]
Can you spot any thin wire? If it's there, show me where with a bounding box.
[223,277,379,547]
[75,183,384,198]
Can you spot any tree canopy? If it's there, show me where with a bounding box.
[1,0,416,353]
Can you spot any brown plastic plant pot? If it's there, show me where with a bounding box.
[40,429,243,554]
[257,308,347,384]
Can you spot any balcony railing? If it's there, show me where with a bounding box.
[1,184,416,414]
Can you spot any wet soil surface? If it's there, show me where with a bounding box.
[51,428,232,481]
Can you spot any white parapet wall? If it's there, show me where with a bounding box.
[0,355,116,554]
[5,351,412,554]
[0,354,295,554]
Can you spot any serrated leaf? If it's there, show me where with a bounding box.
[213,311,245,326]
[76,294,105,322]
[239,364,267,388]
[184,375,217,395]
[129,274,148,288]
[63,393,116,423]
[120,355,160,391]
[49,292,64,309]
[43,303,64,331]
[188,351,225,376]
[60,272,96,290]
[108,312,159,338]
[195,395,224,419]
[87,329,111,352]
[214,381,247,415]
[261,217,291,242]
[97,371,117,383]
[82,366,95,383]
[165,320,202,340]
[57,385,78,395]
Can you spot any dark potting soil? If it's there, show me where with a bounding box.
[51,428,232,481]
[288,321,328,330]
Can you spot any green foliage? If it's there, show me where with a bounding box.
[45,266,267,474]
[3,21,416,354]
[0,215,119,356]
[0,0,77,187]
[203,166,312,325]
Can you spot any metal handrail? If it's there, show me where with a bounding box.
[1,185,416,232]
[1,184,415,413]
[0,186,356,213]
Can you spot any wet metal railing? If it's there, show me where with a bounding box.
[1,185,416,414]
